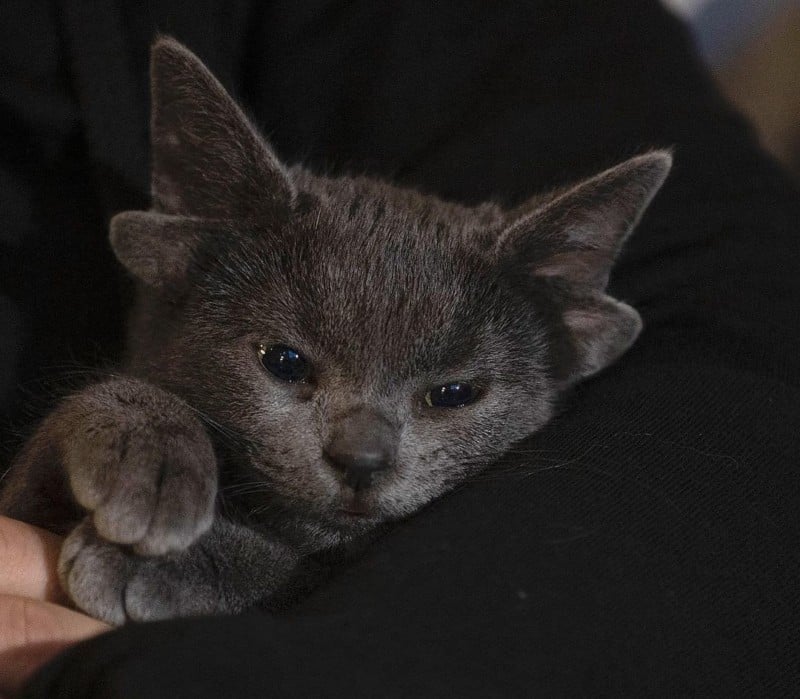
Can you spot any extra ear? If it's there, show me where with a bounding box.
[150,37,294,219]
[110,210,211,289]
[495,151,672,382]
[561,295,643,380]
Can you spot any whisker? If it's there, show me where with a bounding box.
[245,501,279,520]
[222,483,273,496]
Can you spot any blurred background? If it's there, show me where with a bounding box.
[663,0,800,179]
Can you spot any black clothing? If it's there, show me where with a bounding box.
[1,1,797,696]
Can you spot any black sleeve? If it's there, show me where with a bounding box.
[22,0,800,696]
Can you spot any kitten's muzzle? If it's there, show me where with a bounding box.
[324,409,397,492]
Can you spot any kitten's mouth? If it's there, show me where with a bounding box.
[338,502,370,517]
[339,508,369,517]
[337,495,374,519]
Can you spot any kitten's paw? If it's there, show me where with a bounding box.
[122,555,223,622]
[58,519,133,626]
[64,394,217,555]
[59,519,224,624]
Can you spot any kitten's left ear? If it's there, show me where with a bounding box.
[496,151,672,382]
[150,37,294,219]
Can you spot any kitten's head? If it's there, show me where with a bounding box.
[111,38,670,534]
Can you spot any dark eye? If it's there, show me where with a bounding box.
[259,344,311,383]
[425,382,475,408]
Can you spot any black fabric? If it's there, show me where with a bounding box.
[2,0,798,696]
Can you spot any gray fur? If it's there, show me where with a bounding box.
[0,38,671,624]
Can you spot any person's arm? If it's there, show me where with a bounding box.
[0,517,108,696]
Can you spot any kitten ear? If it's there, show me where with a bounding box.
[496,151,672,288]
[150,37,294,219]
[110,210,209,289]
[561,295,643,381]
[495,151,671,382]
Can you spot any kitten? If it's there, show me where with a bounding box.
[0,38,671,625]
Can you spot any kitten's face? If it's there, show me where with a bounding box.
[151,188,557,530]
[112,38,670,535]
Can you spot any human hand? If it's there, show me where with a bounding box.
[0,515,109,697]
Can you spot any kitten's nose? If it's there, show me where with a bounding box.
[325,410,397,491]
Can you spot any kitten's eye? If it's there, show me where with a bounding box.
[259,344,311,383]
[425,382,475,408]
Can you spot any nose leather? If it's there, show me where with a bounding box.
[325,409,397,491]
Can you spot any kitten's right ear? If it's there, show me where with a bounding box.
[494,151,671,383]
[109,211,211,289]
[150,37,294,219]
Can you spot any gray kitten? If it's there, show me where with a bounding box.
[0,38,671,625]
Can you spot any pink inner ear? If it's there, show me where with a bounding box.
[532,250,612,288]
[562,307,607,335]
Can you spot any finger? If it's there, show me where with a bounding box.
[0,593,109,696]
[0,516,65,603]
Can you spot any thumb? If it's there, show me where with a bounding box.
[0,516,65,604]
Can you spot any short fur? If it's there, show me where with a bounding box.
[0,38,671,624]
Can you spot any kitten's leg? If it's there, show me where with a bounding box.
[59,516,298,625]
[0,378,217,555]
